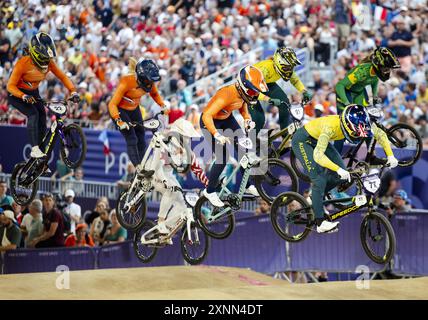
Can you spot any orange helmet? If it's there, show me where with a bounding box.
[236,65,268,105]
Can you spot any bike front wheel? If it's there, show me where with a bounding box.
[194,196,235,239]
[133,220,158,263]
[270,191,313,242]
[61,123,87,169]
[10,161,39,206]
[387,123,422,167]
[181,222,210,265]
[254,158,299,204]
[116,190,147,230]
[360,211,396,264]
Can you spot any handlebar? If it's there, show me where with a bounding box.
[129,110,166,128]
[349,161,389,180]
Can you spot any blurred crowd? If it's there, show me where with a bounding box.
[0,179,127,252]
[0,0,427,139]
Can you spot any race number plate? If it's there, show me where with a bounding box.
[290,103,304,121]
[143,119,160,129]
[354,195,367,207]
[184,192,199,207]
[363,175,381,194]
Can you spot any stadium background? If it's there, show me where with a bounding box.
[0,0,428,283]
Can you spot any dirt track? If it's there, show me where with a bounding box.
[0,265,427,300]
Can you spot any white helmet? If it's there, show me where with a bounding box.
[170,118,201,138]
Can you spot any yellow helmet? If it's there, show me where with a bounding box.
[273,47,301,81]
[29,32,57,71]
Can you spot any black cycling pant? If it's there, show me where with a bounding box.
[8,89,46,147]
[117,107,146,167]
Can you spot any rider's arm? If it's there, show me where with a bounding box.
[201,92,226,136]
[335,76,353,105]
[149,85,165,107]
[49,60,76,93]
[190,152,209,186]
[371,77,379,98]
[289,72,305,93]
[108,80,128,120]
[6,58,26,98]
[372,123,393,157]
[239,102,251,121]
[313,126,340,172]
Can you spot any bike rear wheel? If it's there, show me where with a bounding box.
[116,190,147,230]
[360,211,396,264]
[387,123,422,167]
[133,220,158,263]
[61,123,87,169]
[270,192,313,242]
[194,196,235,239]
[10,161,39,206]
[254,158,299,204]
[181,222,210,265]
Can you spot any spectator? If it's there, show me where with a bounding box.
[387,189,413,216]
[168,96,185,124]
[0,180,13,207]
[11,201,23,225]
[84,200,107,227]
[90,209,110,246]
[117,162,135,193]
[0,29,11,66]
[388,16,416,74]
[186,104,201,131]
[103,210,127,244]
[50,158,72,181]
[21,199,43,248]
[63,189,82,234]
[176,79,192,110]
[0,210,22,252]
[335,0,351,50]
[31,193,65,248]
[255,199,270,216]
[64,223,95,247]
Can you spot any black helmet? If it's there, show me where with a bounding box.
[371,47,401,82]
[29,32,57,70]
[135,59,161,92]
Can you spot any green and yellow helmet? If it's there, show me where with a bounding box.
[272,47,301,81]
[371,47,400,82]
[29,32,57,71]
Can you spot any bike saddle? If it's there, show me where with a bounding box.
[138,170,155,178]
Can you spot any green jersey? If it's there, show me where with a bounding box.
[335,63,379,106]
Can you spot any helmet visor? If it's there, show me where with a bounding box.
[351,123,372,139]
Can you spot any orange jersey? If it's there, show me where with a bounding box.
[202,84,250,135]
[7,56,76,99]
[108,74,164,120]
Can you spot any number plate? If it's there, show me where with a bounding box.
[238,137,253,149]
[48,102,67,115]
[143,119,160,129]
[184,192,199,207]
[363,176,381,193]
[354,195,367,207]
[367,107,384,119]
[290,103,304,121]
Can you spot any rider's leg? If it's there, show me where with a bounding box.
[119,109,140,167]
[268,83,291,130]
[292,127,339,232]
[8,90,46,155]
[324,143,347,192]
[127,108,146,163]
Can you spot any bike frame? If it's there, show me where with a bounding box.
[141,206,197,246]
[206,153,257,223]
[322,194,375,222]
[21,105,68,185]
[267,103,304,157]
